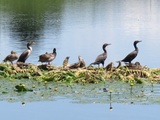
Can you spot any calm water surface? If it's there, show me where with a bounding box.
[0,79,160,120]
[0,101,159,120]
[0,0,160,68]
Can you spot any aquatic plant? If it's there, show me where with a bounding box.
[15,83,33,92]
[0,63,160,84]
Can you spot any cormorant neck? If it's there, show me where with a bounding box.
[27,45,32,51]
[134,43,138,51]
[103,46,107,53]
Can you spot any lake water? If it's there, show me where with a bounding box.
[0,101,159,120]
[0,0,160,68]
[0,79,160,120]
[0,0,160,120]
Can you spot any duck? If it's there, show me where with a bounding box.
[63,56,70,68]
[38,48,57,65]
[3,51,19,64]
[68,56,86,69]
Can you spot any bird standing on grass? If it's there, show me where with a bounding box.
[3,51,19,64]
[90,43,111,67]
[17,41,35,63]
[63,56,70,68]
[38,48,57,65]
[79,56,86,68]
[121,40,141,64]
[68,56,86,69]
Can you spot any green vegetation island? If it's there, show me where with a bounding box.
[0,62,160,85]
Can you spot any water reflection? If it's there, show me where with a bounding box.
[0,0,160,68]
[109,90,113,111]
[0,0,63,41]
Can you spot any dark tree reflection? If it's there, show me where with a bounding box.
[1,0,64,41]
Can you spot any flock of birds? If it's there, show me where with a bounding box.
[3,40,141,69]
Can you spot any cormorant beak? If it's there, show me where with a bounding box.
[32,42,36,44]
[27,41,36,45]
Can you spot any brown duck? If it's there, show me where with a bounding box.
[79,56,86,68]
[68,56,86,69]
[3,51,19,64]
[63,56,70,68]
[38,48,57,65]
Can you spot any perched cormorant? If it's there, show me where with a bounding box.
[3,51,19,64]
[63,56,70,68]
[121,40,141,64]
[38,48,57,65]
[68,56,85,69]
[17,41,35,63]
[79,56,86,68]
[90,43,111,67]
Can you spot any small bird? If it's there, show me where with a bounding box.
[3,51,19,64]
[17,41,35,63]
[38,52,49,64]
[68,56,84,69]
[38,48,57,65]
[105,62,113,71]
[90,43,111,67]
[121,40,141,64]
[63,56,70,68]
[79,56,86,68]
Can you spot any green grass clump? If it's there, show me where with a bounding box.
[0,63,160,84]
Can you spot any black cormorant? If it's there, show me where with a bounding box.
[121,40,141,64]
[90,43,111,67]
[3,51,19,64]
[38,48,57,65]
[17,41,35,63]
